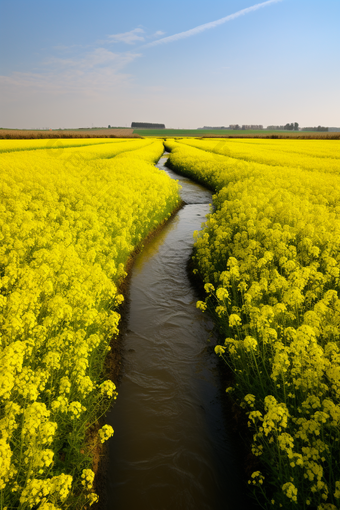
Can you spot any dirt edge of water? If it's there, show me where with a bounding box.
[186,256,261,461]
[90,199,185,510]
[186,253,261,510]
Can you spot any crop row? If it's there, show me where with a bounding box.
[177,138,340,173]
[165,138,340,509]
[0,139,180,508]
[0,137,137,154]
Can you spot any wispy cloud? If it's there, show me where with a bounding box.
[151,31,166,38]
[0,48,141,100]
[45,48,140,71]
[52,43,90,52]
[105,28,166,45]
[143,0,283,48]
[108,28,146,45]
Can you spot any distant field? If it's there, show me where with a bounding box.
[1,127,339,139]
[132,128,269,137]
[132,128,340,139]
[0,128,137,139]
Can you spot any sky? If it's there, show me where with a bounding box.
[0,0,339,129]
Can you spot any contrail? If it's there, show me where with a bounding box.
[143,0,283,48]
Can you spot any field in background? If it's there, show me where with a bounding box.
[133,128,340,139]
[2,128,339,139]
[0,128,137,139]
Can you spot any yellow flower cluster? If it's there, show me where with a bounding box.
[19,473,72,508]
[81,469,95,489]
[98,424,114,444]
[0,138,180,506]
[165,138,340,509]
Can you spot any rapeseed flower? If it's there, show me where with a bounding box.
[165,137,340,508]
[0,138,181,505]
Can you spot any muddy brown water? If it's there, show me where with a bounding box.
[104,154,252,510]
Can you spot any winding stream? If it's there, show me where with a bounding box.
[104,154,251,510]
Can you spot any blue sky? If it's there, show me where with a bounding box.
[0,0,339,129]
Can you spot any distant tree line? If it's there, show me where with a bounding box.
[199,125,264,130]
[242,125,263,130]
[301,126,329,132]
[198,126,228,130]
[267,123,299,131]
[284,123,299,131]
[131,122,165,129]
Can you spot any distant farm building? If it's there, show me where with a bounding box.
[131,122,165,129]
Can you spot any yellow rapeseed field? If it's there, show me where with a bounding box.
[176,137,340,173]
[0,137,134,154]
[0,139,180,508]
[165,138,340,510]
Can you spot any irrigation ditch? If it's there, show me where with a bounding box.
[95,153,256,510]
